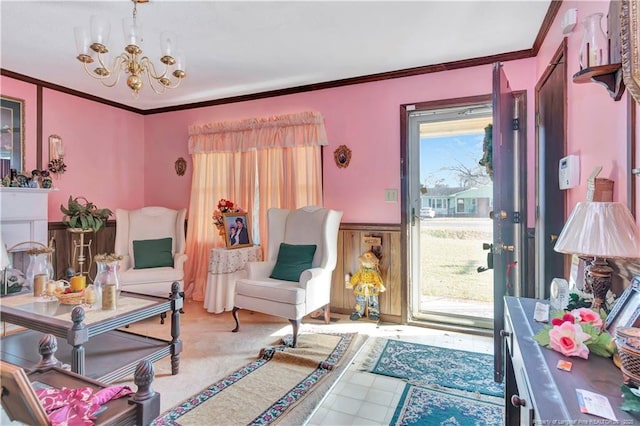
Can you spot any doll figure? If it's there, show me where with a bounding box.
[346,251,385,321]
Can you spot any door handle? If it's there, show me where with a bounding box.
[488,210,508,220]
[550,234,558,242]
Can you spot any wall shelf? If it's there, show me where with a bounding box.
[572,63,625,101]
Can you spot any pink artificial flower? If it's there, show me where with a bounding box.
[548,321,591,359]
[572,308,603,329]
[551,313,576,326]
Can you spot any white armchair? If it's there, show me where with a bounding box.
[232,206,343,347]
[114,207,187,297]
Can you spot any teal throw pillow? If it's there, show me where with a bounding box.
[133,237,174,269]
[270,243,317,282]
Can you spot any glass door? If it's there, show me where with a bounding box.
[408,102,494,330]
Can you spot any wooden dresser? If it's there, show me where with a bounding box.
[503,296,636,424]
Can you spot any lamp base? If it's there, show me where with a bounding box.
[585,258,612,311]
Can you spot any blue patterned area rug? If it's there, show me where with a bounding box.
[152,332,358,426]
[390,383,503,426]
[366,338,504,398]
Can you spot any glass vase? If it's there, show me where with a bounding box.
[94,260,120,310]
[26,252,53,297]
[579,13,608,69]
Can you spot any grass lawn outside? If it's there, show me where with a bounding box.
[420,219,493,303]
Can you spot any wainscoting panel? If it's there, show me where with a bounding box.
[331,223,402,323]
[48,222,116,281]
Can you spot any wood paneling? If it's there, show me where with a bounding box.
[47,221,116,280]
[331,223,402,323]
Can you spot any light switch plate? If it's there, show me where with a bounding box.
[384,189,398,203]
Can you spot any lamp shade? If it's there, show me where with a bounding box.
[554,202,640,258]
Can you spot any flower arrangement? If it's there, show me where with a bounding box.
[212,199,243,237]
[533,307,615,359]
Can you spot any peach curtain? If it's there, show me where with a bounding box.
[184,112,326,301]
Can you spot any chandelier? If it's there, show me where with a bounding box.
[74,0,186,96]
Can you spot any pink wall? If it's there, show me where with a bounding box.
[3,0,632,228]
[144,60,537,224]
[535,1,629,211]
[1,76,145,221]
[42,89,145,221]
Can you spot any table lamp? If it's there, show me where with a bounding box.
[554,202,640,310]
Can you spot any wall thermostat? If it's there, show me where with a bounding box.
[550,278,570,311]
[559,155,580,190]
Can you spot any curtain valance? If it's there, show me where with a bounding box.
[188,111,328,154]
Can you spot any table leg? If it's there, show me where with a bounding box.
[67,306,88,376]
[169,282,183,375]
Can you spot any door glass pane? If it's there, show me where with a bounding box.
[414,113,494,327]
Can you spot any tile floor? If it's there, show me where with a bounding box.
[305,324,494,425]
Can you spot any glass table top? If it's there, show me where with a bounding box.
[0,292,160,325]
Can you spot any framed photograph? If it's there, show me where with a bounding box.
[223,212,252,249]
[605,276,640,335]
[622,0,640,104]
[0,96,25,177]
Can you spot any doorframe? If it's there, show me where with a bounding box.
[399,92,527,331]
[534,39,568,298]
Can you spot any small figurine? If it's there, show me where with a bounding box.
[346,251,385,321]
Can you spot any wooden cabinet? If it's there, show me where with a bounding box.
[503,296,634,424]
[330,223,402,323]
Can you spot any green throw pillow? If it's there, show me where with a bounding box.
[133,237,174,269]
[270,243,317,282]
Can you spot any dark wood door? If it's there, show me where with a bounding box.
[535,40,567,299]
[492,62,516,383]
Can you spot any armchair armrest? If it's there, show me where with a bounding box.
[174,253,188,270]
[299,267,326,287]
[119,254,132,271]
[246,261,276,279]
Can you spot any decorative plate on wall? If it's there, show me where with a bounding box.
[334,145,351,168]
[175,157,187,176]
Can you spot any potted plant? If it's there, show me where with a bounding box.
[60,196,113,233]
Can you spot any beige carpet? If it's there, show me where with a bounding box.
[111,299,375,424]
[151,332,360,425]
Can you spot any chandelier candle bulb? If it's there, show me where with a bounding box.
[89,15,110,47]
[122,16,142,46]
[161,31,177,57]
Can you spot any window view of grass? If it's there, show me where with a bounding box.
[420,218,493,318]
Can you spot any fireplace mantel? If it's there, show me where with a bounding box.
[0,187,51,250]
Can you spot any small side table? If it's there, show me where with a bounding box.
[204,245,262,314]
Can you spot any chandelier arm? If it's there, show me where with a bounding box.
[100,59,125,87]
[140,56,169,79]
[143,67,167,95]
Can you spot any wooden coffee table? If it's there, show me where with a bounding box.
[0,283,182,383]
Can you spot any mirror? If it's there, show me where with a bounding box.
[0,96,25,177]
[622,0,640,103]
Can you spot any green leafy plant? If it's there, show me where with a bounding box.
[621,385,640,413]
[60,196,112,233]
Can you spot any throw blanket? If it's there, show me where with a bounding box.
[36,385,133,425]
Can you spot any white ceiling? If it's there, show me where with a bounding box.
[0,1,552,111]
